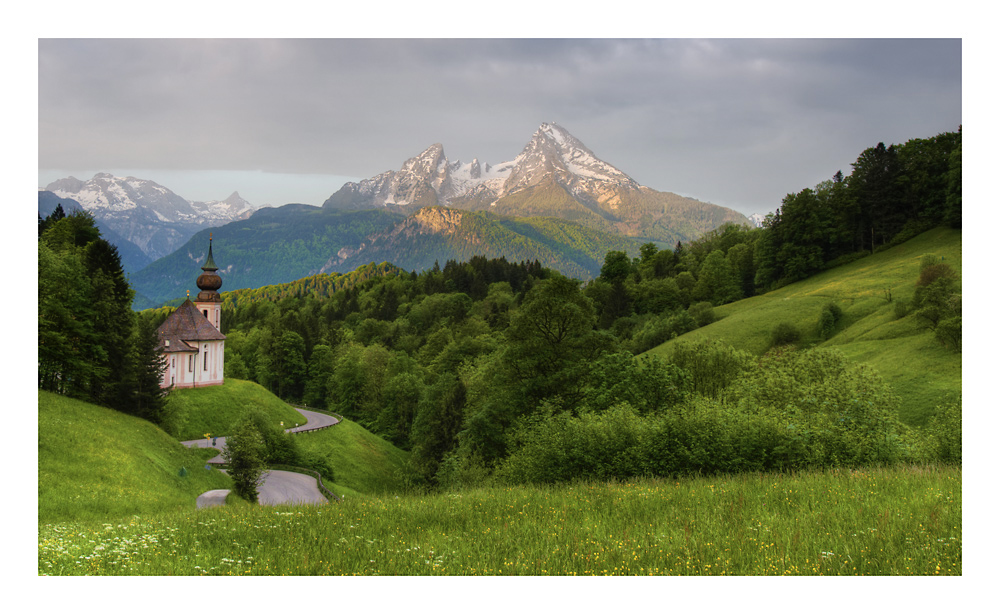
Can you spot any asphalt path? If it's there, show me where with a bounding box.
[187,406,339,508]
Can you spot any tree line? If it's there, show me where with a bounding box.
[38,206,166,421]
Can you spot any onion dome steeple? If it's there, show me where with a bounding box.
[195,234,223,301]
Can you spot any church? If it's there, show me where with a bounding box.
[156,236,226,388]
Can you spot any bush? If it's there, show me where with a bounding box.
[770,322,801,347]
[668,340,754,399]
[935,314,962,352]
[628,310,696,354]
[500,345,914,486]
[687,301,716,327]
[893,298,910,320]
[913,263,960,329]
[238,404,302,465]
[926,399,961,463]
[818,302,844,339]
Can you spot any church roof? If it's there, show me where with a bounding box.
[156,299,226,353]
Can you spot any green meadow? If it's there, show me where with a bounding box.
[38,390,232,524]
[39,465,960,576]
[291,416,412,497]
[162,378,305,440]
[644,227,962,425]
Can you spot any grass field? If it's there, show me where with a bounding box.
[38,464,960,576]
[292,417,413,497]
[38,391,232,524]
[163,378,305,440]
[644,227,962,425]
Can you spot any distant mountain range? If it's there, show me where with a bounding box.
[43,123,761,308]
[40,173,257,264]
[38,189,153,273]
[325,122,749,246]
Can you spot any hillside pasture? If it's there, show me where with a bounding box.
[162,378,305,440]
[38,391,232,524]
[292,416,413,497]
[645,227,962,425]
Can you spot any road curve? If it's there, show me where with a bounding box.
[186,406,340,507]
[257,470,328,506]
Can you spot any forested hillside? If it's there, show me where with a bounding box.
[128,205,405,309]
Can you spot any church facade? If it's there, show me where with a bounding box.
[156,236,226,389]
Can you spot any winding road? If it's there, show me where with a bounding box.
[181,407,339,509]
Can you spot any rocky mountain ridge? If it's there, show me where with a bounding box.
[323,122,748,243]
[43,173,256,261]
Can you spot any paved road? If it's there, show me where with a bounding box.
[257,470,328,506]
[187,406,339,508]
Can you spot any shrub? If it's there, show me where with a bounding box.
[818,302,844,339]
[688,301,717,327]
[913,263,960,329]
[893,298,910,320]
[935,313,962,352]
[926,399,961,463]
[668,340,754,399]
[770,322,801,347]
[629,310,696,354]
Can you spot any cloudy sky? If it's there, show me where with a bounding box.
[38,38,961,216]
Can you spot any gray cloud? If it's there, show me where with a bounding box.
[39,38,961,215]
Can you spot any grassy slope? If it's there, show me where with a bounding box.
[644,227,962,425]
[293,417,412,497]
[163,378,305,440]
[38,391,232,524]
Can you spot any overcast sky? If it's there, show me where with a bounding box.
[38,38,961,216]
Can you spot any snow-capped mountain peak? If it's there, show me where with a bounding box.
[44,173,257,261]
[324,122,642,211]
[499,122,639,198]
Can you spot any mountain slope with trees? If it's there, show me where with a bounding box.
[128,205,406,309]
[129,204,640,309]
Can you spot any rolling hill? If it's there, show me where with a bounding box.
[38,390,232,523]
[643,227,962,426]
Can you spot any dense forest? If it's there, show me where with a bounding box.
[38,206,166,421]
[41,128,962,490]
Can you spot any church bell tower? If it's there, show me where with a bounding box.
[193,234,223,331]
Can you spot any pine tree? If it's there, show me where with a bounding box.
[125,316,167,422]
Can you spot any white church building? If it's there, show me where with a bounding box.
[156,236,226,388]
